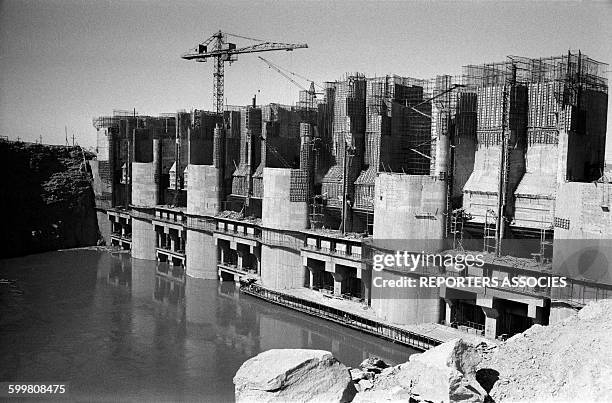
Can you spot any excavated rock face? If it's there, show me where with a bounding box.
[233,349,357,403]
[0,142,99,257]
[354,339,487,403]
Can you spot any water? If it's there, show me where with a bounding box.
[0,249,416,402]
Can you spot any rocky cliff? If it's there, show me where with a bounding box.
[0,141,101,258]
[234,299,612,402]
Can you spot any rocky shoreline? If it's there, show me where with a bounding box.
[234,299,612,402]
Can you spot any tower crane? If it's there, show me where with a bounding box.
[258,56,324,109]
[182,31,308,114]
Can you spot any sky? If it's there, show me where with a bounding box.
[0,0,610,160]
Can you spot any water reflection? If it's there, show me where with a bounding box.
[154,273,186,305]
[1,250,415,402]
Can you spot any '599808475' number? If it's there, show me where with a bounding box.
[7,384,66,394]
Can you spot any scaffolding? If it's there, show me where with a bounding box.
[483,208,498,254]
[309,195,324,229]
[320,74,366,211]
[450,208,471,250]
[462,52,608,134]
[531,222,553,269]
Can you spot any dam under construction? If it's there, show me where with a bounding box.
[91,40,611,343]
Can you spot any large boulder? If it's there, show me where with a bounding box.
[354,339,487,403]
[233,349,357,402]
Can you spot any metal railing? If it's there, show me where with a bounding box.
[215,226,262,241]
[261,234,302,250]
[218,261,258,275]
[241,283,442,351]
[156,246,185,257]
[302,244,362,261]
[129,209,155,221]
[111,231,132,241]
[186,216,216,231]
[450,320,485,335]
[154,214,186,225]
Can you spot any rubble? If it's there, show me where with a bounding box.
[353,339,486,403]
[234,299,612,402]
[480,299,612,402]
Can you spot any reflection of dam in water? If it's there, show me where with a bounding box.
[0,249,415,401]
[136,255,415,365]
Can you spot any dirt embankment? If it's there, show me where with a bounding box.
[0,141,101,257]
[479,299,612,402]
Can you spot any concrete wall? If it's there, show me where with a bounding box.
[261,244,304,289]
[187,164,221,216]
[262,168,308,230]
[134,128,153,163]
[553,182,612,239]
[513,142,558,229]
[131,217,156,260]
[96,210,112,245]
[96,128,110,161]
[131,162,157,207]
[189,111,219,165]
[452,134,477,201]
[185,229,217,279]
[565,91,608,182]
[452,92,478,202]
[373,173,446,251]
[463,144,525,223]
[370,270,441,325]
[552,181,612,287]
[90,159,112,204]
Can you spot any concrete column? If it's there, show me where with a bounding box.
[307,267,314,289]
[131,217,156,261]
[237,250,244,270]
[163,227,169,249]
[362,270,371,304]
[481,307,500,340]
[528,304,545,325]
[444,298,455,325]
[219,246,225,264]
[170,233,176,251]
[332,272,344,296]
